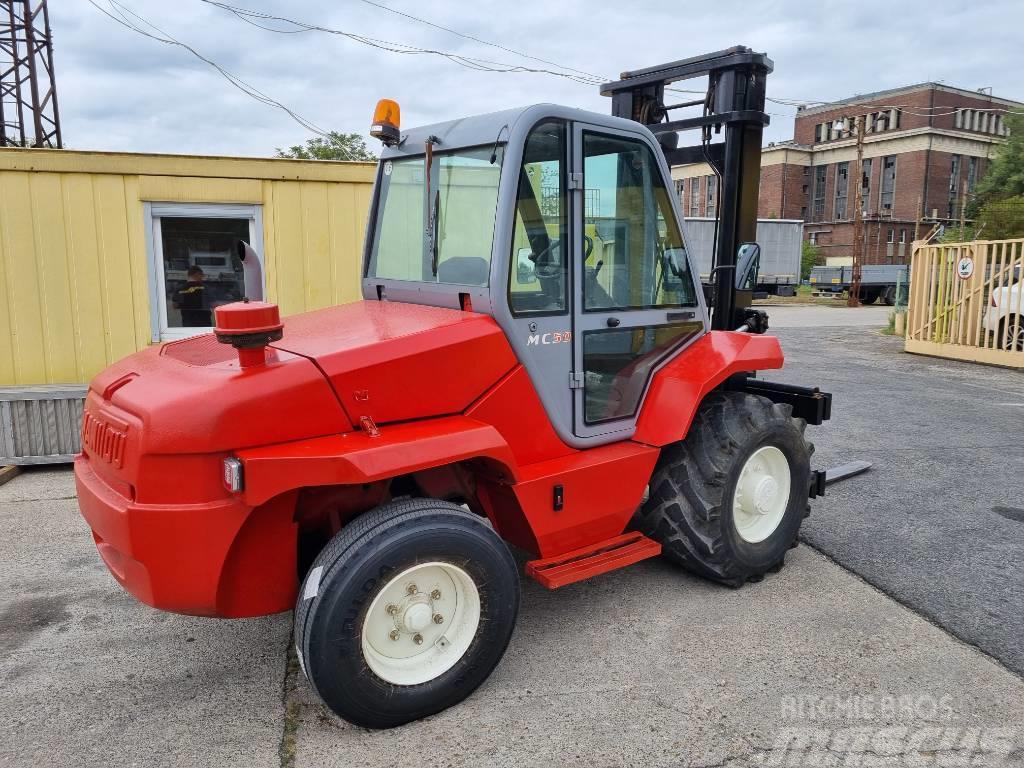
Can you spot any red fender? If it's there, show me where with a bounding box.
[236,416,519,507]
[633,331,784,446]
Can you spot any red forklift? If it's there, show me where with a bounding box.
[75,46,831,728]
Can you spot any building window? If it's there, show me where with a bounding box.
[689,177,700,217]
[147,203,264,342]
[880,156,896,212]
[808,231,818,245]
[706,175,717,217]
[899,229,907,243]
[861,158,872,214]
[887,228,895,243]
[949,155,961,218]
[834,162,849,220]
[812,165,827,221]
[800,206,807,219]
[675,179,685,204]
[967,156,978,193]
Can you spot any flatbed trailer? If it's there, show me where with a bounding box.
[809,264,909,305]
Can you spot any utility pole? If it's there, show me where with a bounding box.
[914,195,921,242]
[848,114,865,307]
[958,185,968,240]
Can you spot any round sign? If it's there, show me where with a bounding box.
[956,256,974,280]
[383,160,393,176]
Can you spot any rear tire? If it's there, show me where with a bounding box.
[859,288,878,304]
[634,392,813,587]
[295,499,520,729]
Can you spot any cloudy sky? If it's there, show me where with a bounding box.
[53,0,1022,158]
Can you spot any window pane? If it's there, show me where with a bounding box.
[369,157,425,281]
[582,132,696,311]
[834,162,849,220]
[368,147,503,285]
[435,149,503,284]
[583,322,702,423]
[161,217,250,329]
[509,121,567,314]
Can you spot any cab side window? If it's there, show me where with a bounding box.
[581,132,696,311]
[508,121,568,315]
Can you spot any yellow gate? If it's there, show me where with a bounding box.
[905,238,1024,368]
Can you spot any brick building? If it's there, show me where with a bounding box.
[672,83,1022,264]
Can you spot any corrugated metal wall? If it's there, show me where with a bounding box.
[0,149,375,386]
[0,385,86,464]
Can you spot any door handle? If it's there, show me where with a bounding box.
[606,317,621,327]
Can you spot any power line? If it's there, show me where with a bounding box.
[201,1,607,86]
[87,0,356,158]
[353,0,605,84]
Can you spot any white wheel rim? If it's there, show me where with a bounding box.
[732,446,792,544]
[361,561,480,686]
[1006,323,1023,350]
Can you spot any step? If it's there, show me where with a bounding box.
[525,532,662,589]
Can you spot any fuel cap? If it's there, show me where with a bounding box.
[214,300,283,368]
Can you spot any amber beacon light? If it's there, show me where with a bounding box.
[370,99,401,146]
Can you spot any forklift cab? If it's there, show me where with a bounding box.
[363,104,708,449]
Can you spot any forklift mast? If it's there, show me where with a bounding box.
[601,45,772,331]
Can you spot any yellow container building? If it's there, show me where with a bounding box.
[0,148,376,387]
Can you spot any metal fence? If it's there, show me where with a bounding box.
[905,239,1024,368]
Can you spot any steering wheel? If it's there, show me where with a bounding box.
[530,239,562,279]
[530,236,594,278]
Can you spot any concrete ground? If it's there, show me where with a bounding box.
[770,309,1024,679]
[2,304,1023,768]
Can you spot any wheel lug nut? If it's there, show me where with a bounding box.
[413,633,424,645]
[430,589,441,600]
[389,629,400,641]
[406,583,417,595]
[433,613,444,624]
[385,603,398,615]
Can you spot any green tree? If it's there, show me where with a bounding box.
[801,240,821,281]
[978,196,1024,240]
[973,113,1024,207]
[275,131,376,161]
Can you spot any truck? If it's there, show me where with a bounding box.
[809,263,909,305]
[683,217,803,295]
[74,46,833,729]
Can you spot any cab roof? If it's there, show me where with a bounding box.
[380,103,656,159]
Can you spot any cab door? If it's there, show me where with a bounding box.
[570,123,705,441]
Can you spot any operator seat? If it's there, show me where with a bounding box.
[437,256,490,286]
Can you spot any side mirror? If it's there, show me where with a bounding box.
[736,242,761,292]
[516,248,537,284]
[663,248,687,278]
[661,247,687,290]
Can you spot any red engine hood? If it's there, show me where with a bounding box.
[270,301,519,427]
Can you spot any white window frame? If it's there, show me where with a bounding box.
[145,202,265,342]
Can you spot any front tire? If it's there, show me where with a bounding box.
[999,316,1023,351]
[634,392,813,587]
[295,499,520,729]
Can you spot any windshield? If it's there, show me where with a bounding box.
[367,146,504,286]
